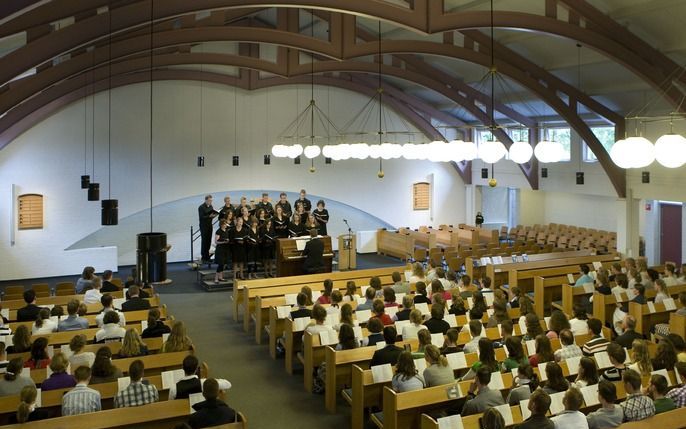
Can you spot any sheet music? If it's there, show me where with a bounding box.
[162,369,185,390]
[664,298,677,311]
[525,339,536,357]
[284,294,298,306]
[520,399,531,420]
[295,238,308,251]
[431,333,444,346]
[652,368,673,386]
[293,317,310,332]
[538,362,549,381]
[117,376,131,393]
[371,364,393,383]
[445,314,458,328]
[549,391,566,415]
[189,392,204,414]
[414,358,427,373]
[355,310,372,323]
[447,352,468,370]
[594,351,612,369]
[647,302,656,314]
[277,305,292,319]
[493,404,514,426]
[581,384,599,406]
[566,356,582,375]
[437,415,464,429]
[583,283,595,294]
[488,371,505,390]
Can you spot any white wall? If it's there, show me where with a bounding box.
[0,82,466,280]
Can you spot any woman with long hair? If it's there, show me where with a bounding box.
[506,363,539,405]
[68,334,95,371]
[409,262,426,284]
[423,345,454,387]
[501,337,527,372]
[628,339,653,375]
[547,310,571,339]
[24,337,50,369]
[0,358,35,396]
[652,338,678,371]
[162,321,193,353]
[471,291,488,315]
[523,313,543,340]
[529,334,554,367]
[461,338,498,380]
[392,351,425,392]
[335,303,354,331]
[7,325,31,354]
[119,329,149,357]
[141,308,171,339]
[12,385,47,423]
[573,357,599,388]
[541,361,569,394]
[213,219,231,283]
[32,308,57,335]
[336,324,358,351]
[273,205,289,238]
[90,346,122,384]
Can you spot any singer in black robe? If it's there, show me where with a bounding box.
[313,200,329,236]
[198,195,218,263]
[289,215,306,237]
[246,219,261,279]
[214,221,231,283]
[231,218,249,280]
[260,219,276,277]
[273,206,289,238]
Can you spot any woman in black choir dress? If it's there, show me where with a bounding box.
[273,206,289,238]
[256,208,268,226]
[261,219,276,277]
[294,201,308,224]
[289,213,305,237]
[304,213,318,235]
[246,218,261,279]
[231,216,249,281]
[313,200,329,236]
[214,220,231,284]
[240,206,251,226]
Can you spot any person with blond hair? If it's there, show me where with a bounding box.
[162,321,193,353]
[11,385,47,423]
[422,345,454,387]
[119,329,149,358]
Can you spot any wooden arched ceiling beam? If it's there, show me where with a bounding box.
[0,0,682,110]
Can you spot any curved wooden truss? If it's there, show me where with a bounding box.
[3,0,679,196]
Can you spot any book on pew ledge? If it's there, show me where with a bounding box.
[567,274,575,284]
[395,320,410,332]
[360,285,370,296]
[437,414,465,429]
[652,368,674,386]
[414,358,427,373]
[445,314,458,328]
[594,351,612,369]
[493,404,514,425]
[162,369,185,390]
[404,271,412,282]
[431,333,444,346]
[549,391,566,415]
[189,392,205,414]
[320,330,337,346]
[312,291,322,302]
[446,352,468,370]
[488,371,505,390]
[566,356,582,375]
[356,296,366,306]
[293,317,311,332]
[647,302,657,314]
[395,293,406,304]
[356,310,372,323]
[113,298,125,310]
[582,283,595,294]
[324,314,338,327]
[118,376,131,393]
[525,339,536,357]
[386,307,399,319]
[664,298,677,311]
[60,344,73,358]
[284,294,298,306]
[371,364,393,383]
[581,384,599,406]
[415,303,430,316]
[375,341,387,350]
[520,399,531,420]
[484,293,494,307]
[538,362,549,382]
[352,326,363,341]
[276,306,291,319]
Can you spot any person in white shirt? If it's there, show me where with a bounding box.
[663,263,679,286]
[95,295,126,328]
[31,308,57,335]
[654,279,670,304]
[401,309,427,340]
[551,387,589,429]
[435,268,451,291]
[168,355,231,400]
[83,276,104,305]
[568,305,589,336]
[95,311,126,343]
[463,320,483,354]
[68,334,95,371]
[408,262,426,285]
[305,305,335,336]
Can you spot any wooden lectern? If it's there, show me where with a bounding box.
[338,234,357,270]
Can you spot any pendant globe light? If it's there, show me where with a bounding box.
[654,118,686,168]
[534,138,564,163]
[508,137,533,163]
[479,138,507,163]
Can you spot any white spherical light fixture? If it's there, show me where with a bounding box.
[609,139,631,168]
[322,144,335,158]
[427,141,447,162]
[402,143,419,160]
[271,144,288,158]
[508,140,533,164]
[379,142,394,160]
[368,144,382,159]
[389,143,403,159]
[287,144,303,159]
[534,140,564,163]
[336,143,352,160]
[623,136,655,168]
[655,134,686,168]
[456,140,478,161]
[478,140,506,163]
[446,140,464,162]
[303,145,321,159]
[350,143,370,159]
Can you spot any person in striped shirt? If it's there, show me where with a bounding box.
[61,366,101,416]
[582,318,609,356]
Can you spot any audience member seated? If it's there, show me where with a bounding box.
[506,363,538,406]
[363,318,384,347]
[423,303,450,334]
[393,295,413,321]
[391,271,410,294]
[463,319,483,354]
[142,308,170,338]
[170,355,202,400]
[554,329,583,362]
[523,313,544,341]
[119,329,149,357]
[448,291,467,316]
[17,290,41,322]
[502,337,528,372]
[409,262,426,284]
[667,333,686,363]
[430,280,451,303]
[58,299,89,332]
[648,373,676,414]
[333,304,354,332]
[50,305,64,318]
[594,269,612,296]
[95,311,126,343]
[10,385,48,423]
[370,299,393,326]
[529,334,555,367]
[101,270,120,292]
[0,358,35,396]
[413,282,431,305]
[486,299,509,329]
[574,264,594,286]
[601,342,628,382]
[162,321,194,353]
[547,310,571,340]
[582,318,609,356]
[666,361,686,407]
[114,359,159,407]
[422,345,454,387]
[462,366,506,416]
[550,387,588,429]
[569,304,590,335]
[343,281,359,303]
[628,339,653,376]
[586,379,623,429]
[370,326,403,366]
[95,294,126,328]
[41,353,76,391]
[76,266,96,293]
[288,293,312,320]
[615,315,643,348]
[6,325,31,354]
[90,346,123,384]
[541,361,570,395]
[517,389,554,429]
[125,281,150,300]
[652,338,677,371]
[24,337,50,369]
[84,276,104,305]
[381,287,398,308]
[462,338,498,381]
[62,366,101,416]
[441,328,462,355]
[0,344,8,373]
[392,351,424,392]
[31,307,57,335]
[69,334,95,370]
[122,286,151,312]
[316,279,333,305]
[573,357,599,389]
[188,378,238,429]
[356,287,376,311]
[654,279,670,304]
[621,368,655,422]
[471,291,488,315]
[336,324,358,350]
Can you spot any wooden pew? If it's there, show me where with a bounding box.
[24,319,173,348]
[629,300,684,335]
[233,266,402,325]
[669,312,686,339]
[617,406,686,428]
[8,337,165,361]
[8,295,160,321]
[1,291,125,311]
[0,400,247,429]
[376,229,415,260]
[8,306,168,331]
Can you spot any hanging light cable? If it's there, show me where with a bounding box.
[81,70,90,189]
[101,1,118,225]
[232,82,239,166]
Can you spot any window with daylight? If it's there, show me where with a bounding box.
[509,128,529,143]
[548,128,571,161]
[584,126,615,162]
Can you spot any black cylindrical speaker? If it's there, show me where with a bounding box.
[136,232,167,284]
[81,175,90,189]
[87,183,100,201]
[101,199,119,225]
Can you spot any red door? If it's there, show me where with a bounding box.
[660,203,682,264]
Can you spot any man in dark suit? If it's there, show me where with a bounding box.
[615,314,643,348]
[188,378,237,429]
[303,229,324,274]
[121,286,151,312]
[370,326,403,366]
[17,289,41,321]
[198,195,218,263]
[101,270,119,292]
